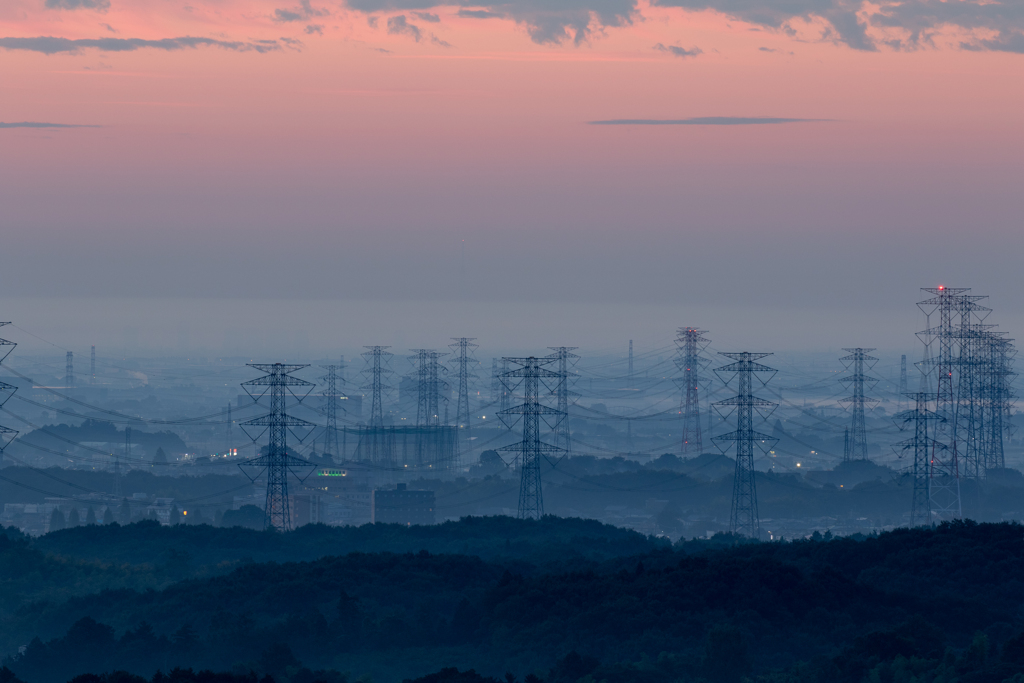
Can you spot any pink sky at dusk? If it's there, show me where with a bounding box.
[0,0,1022,354]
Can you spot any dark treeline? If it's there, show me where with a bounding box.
[4,518,1024,682]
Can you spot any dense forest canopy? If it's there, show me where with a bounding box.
[2,517,1024,683]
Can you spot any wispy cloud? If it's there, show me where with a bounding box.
[0,36,282,54]
[45,0,110,10]
[588,117,830,125]
[414,11,440,22]
[456,9,502,18]
[273,0,329,23]
[349,0,635,45]
[387,15,422,41]
[652,0,1024,53]
[653,42,701,57]
[0,121,99,128]
[430,33,452,47]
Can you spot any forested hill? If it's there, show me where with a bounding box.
[28,515,664,570]
[3,519,1024,683]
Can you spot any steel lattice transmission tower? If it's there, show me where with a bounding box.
[238,363,316,531]
[547,347,578,455]
[499,358,511,414]
[839,348,879,462]
[0,324,19,461]
[491,358,501,407]
[363,346,392,429]
[65,351,74,389]
[712,352,778,539]
[91,346,96,384]
[319,363,344,461]
[499,356,564,520]
[449,338,478,430]
[894,392,946,526]
[676,328,710,455]
[628,340,634,389]
[916,286,988,518]
[898,355,908,413]
[917,287,968,519]
[411,349,456,470]
[360,346,394,467]
[979,334,1016,473]
[412,350,447,427]
[116,427,129,499]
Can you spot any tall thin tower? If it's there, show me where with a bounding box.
[226,403,233,450]
[65,351,74,389]
[412,350,446,427]
[116,427,128,498]
[491,358,501,406]
[238,363,315,531]
[677,328,709,455]
[0,324,19,461]
[547,347,578,455]
[898,355,908,413]
[713,352,778,539]
[360,346,394,468]
[628,340,633,389]
[499,356,563,520]
[917,287,971,520]
[894,392,945,526]
[839,348,878,462]
[320,364,343,461]
[449,338,477,430]
[363,346,392,429]
[91,346,96,384]
[500,358,511,415]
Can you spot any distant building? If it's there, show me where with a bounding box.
[291,494,324,527]
[371,483,435,526]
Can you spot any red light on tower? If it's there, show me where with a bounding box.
[938,285,945,290]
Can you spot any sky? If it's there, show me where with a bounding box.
[0,0,1022,356]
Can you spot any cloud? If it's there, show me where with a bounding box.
[387,15,422,41]
[45,0,110,10]
[653,42,701,57]
[457,8,502,18]
[305,23,324,34]
[274,0,329,22]
[0,35,283,54]
[348,0,636,45]
[651,0,1024,52]
[101,23,117,33]
[651,0,874,50]
[413,11,440,21]
[430,33,451,46]
[588,116,829,125]
[0,121,98,128]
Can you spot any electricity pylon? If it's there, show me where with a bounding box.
[676,328,709,455]
[0,323,19,460]
[839,348,879,462]
[238,363,316,531]
[547,347,578,454]
[499,356,564,520]
[894,391,946,526]
[713,352,778,539]
[320,363,344,461]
